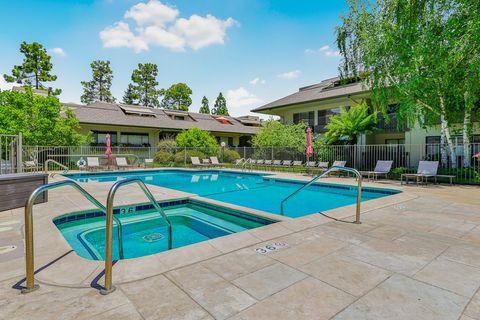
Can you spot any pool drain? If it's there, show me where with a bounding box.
[143,233,165,242]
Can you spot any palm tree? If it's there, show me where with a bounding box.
[323,102,377,145]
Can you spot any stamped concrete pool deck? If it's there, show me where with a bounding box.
[1,169,480,319]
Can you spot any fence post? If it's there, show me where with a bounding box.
[16,132,23,173]
[243,147,246,159]
[184,147,187,166]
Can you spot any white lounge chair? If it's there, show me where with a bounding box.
[144,158,154,168]
[273,160,282,166]
[86,157,101,171]
[292,160,303,167]
[190,157,206,167]
[116,157,133,170]
[264,160,273,165]
[363,160,393,181]
[282,160,292,166]
[210,156,221,167]
[401,161,439,185]
[23,160,42,172]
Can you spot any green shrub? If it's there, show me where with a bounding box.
[221,149,241,163]
[176,128,219,156]
[154,151,174,164]
[157,139,177,153]
[174,150,206,163]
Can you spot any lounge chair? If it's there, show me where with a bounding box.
[86,157,101,171]
[362,160,393,181]
[305,161,317,175]
[202,159,210,166]
[256,159,265,165]
[234,158,244,167]
[401,161,439,185]
[264,160,273,166]
[273,160,282,166]
[210,156,221,167]
[144,158,154,168]
[23,160,42,172]
[327,160,347,177]
[282,160,292,166]
[292,160,303,167]
[116,157,134,170]
[190,157,206,167]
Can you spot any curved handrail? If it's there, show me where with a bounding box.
[44,159,69,174]
[22,180,124,294]
[280,166,363,223]
[101,178,173,295]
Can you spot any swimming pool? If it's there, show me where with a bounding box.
[54,199,275,260]
[64,169,400,218]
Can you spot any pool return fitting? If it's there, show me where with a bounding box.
[280,166,363,224]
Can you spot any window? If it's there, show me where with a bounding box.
[293,111,314,127]
[228,137,234,147]
[239,136,252,147]
[385,139,405,145]
[120,133,149,147]
[317,110,328,125]
[426,136,441,145]
[92,131,117,146]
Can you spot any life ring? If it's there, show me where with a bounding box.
[77,158,86,168]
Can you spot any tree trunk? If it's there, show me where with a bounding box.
[440,95,456,168]
[462,97,472,168]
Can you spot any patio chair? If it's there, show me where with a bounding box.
[292,160,303,167]
[190,157,206,167]
[362,160,393,181]
[305,161,317,175]
[264,159,273,166]
[401,161,439,185]
[86,157,101,171]
[202,158,211,166]
[144,158,154,168]
[327,160,347,177]
[116,157,134,170]
[210,156,221,167]
[23,160,42,172]
[282,160,292,166]
[273,160,282,166]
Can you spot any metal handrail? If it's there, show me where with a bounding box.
[280,166,363,223]
[101,178,173,295]
[44,159,69,174]
[241,158,252,171]
[21,180,124,294]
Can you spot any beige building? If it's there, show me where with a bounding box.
[252,77,480,147]
[68,102,262,148]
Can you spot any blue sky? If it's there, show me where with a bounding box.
[0,0,348,117]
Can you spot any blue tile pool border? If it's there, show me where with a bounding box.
[53,198,276,227]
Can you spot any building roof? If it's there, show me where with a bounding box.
[251,77,369,113]
[67,102,261,135]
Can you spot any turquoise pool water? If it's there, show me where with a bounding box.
[54,200,274,260]
[64,169,400,218]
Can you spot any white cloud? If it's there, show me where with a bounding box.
[125,0,178,27]
[100,0,237,52]
[100,21,149,53]
[278,70,301,80]
[0,75,16,91]
[305,45,341,57]
[170,15,237,50]
[48,47,66,57]
[249,77,265,85]
[227,87,262,109]
[143,25,185,51]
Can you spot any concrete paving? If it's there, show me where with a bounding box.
[0,169,479,319]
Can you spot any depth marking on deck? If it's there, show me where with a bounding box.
[255,242,288,254]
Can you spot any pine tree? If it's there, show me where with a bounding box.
[4,41,61,95]
[126,63,162,108]
[161,83,192,111]
[199,96,210,114]
[212,92,229,116]
[122,84,139,105]
[80,60,115,104]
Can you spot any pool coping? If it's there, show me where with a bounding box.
[24,169,416,288]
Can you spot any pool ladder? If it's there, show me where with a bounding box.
[21,178,172,296]
[44,159,69,175]
[280,166,363,223]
